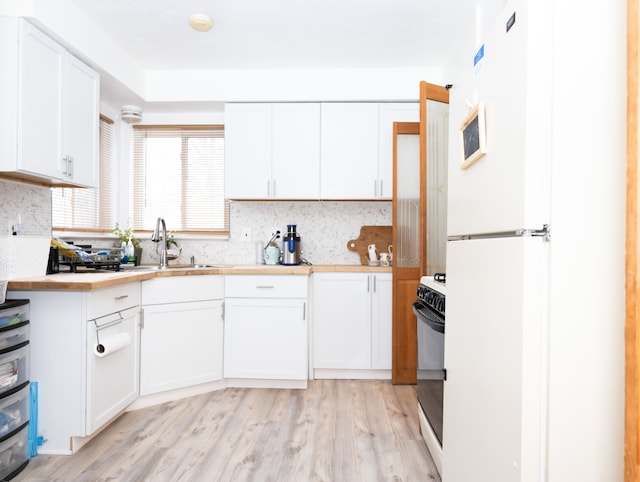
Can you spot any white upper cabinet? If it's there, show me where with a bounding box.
[63,53,100,187]
[225,101,418,200]
[0,18,99,187]
[320,103,380,199]
[225,103,272,199]
[225,103,320,199]
[271,103,321,199]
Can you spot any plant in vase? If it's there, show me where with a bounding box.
[113,221,141,265]
[163,231,182,260]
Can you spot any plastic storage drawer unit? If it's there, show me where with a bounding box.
[0,300,29,480]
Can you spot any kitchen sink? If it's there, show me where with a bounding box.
[121,264,222,271]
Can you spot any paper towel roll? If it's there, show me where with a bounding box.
[94,332,131,358]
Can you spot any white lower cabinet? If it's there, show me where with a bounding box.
[9,282,141,454]
[312,272,392,376]
[224,275,308,381]
[140,276,224,395]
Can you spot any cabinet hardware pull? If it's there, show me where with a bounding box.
[68,156,73,178]
[379,179,383,197]
[373,180,377,197]
[256,285,275,289]
[140,308,144,329]
[267,180,271,197]
[114,295,129,300]
[303,302,306,321]
[373,275,377,292]
[367,276,370,292]
[273,179,276,197]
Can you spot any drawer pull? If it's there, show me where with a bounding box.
[114,295,129,300]
[256,285,275,289]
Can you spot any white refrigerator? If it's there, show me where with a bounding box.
[440,1,625,481]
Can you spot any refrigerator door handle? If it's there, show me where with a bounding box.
[448,224,550,242]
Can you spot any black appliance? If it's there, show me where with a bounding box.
[413,275,446,448]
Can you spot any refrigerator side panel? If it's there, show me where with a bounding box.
[442,236,547,482]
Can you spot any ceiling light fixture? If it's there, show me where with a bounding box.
[189,13,213,32]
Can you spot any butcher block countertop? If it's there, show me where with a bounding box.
[7,264,391,291]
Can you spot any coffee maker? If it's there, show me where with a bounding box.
[281,224,301,265]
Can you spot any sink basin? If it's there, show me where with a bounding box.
[120,264,222,271]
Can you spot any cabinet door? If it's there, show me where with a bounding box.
[377,103,419,199]
[63,52,99,187]
[224,298,307,380]
[272,103,320,199]
[86,306,139,434]
[371,273,393,369]
[140,300,223,395]
[320,103,379,199]
[224,103,272,199]
[19,21,64,180]
[312,273,371,368]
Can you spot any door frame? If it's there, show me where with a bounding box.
[626,0,639,479]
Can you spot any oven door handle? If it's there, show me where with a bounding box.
[413,300,445,334]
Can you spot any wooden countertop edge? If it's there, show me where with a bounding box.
[7,264,392,291]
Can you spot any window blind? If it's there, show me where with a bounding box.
[131,125,228,234]
[51,114,114,232]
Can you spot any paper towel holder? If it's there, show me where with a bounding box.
[93,314,124,352]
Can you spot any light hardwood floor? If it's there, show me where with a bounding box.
[15,380,440,482]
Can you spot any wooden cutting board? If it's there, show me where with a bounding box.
[347,225,392,265]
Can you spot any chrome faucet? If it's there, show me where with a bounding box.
[151,217,168,268]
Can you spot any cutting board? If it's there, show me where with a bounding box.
[347,225,392,265]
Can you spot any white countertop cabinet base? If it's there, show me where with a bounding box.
[9,283,141,454]
[140,276,224,396]
[224,275,309,386]
[312,273,392,378]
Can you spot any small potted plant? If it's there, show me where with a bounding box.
[164,231,182,260]
[113,221,141,265]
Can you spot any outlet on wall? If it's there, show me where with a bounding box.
[240,227,252,241]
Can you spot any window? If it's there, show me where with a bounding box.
[132,125,228,235]
[51,114,114,232]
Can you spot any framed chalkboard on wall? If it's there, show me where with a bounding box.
[459,102,486,170]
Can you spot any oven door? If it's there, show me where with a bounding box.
[413,299,445,446]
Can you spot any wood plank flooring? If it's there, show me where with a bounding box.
[15,380,441,482]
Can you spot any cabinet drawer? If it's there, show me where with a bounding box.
[0,422,28,480]
[225,275,308,298]
[86,283,140,319]
[142,275,224,305]
[0,345,28,400]
[0,384,29,439]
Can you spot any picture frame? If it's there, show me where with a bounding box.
[459,102,486,170]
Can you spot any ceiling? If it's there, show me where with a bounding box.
[70,0,479,72]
